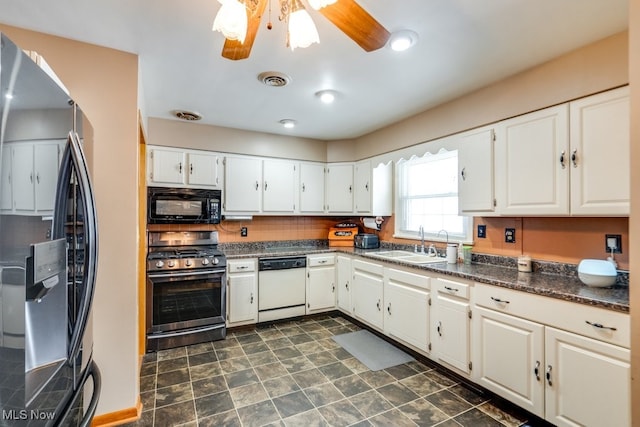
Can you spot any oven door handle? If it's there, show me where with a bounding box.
[148,269,226,279]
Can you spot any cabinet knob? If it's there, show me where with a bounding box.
[387,303,391,315]
[571,149,578,168]
[437,321,442,336]
[534,361,540,381]
[376,299,381,311]
[546,365,553,386]
[559,150,566,169]
[460,167,466,181]
[345,281,349,290]
[250,293,254,304]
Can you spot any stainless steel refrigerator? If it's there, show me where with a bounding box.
[0,34,100,426]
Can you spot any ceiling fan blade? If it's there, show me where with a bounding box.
[319,0,391,52]
[221,0,268,60]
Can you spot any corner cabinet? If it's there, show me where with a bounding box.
[457,127,496,215]
[147,145,223,189]
[354,160,393,216]
[473,283,630,426]
[226,259,258,327]
[306,254,336,314]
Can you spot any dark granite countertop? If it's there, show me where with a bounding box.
[220,241,629,313]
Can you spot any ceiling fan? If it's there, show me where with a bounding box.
[215,0,391,60]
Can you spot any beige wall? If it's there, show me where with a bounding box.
[148,117,328,162]
[0,24,140,418]
[629,0,639,424]
[329,31,628,161]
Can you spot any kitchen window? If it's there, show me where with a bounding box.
[395,149,472,243]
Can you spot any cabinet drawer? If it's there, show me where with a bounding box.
[475,283,629,348]
[386,268,429,291]
[353,259,384,276]
[228,259,256,273]
[308,254,335,267]
[434,277,470,300]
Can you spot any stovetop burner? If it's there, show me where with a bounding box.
[147,231,226,272]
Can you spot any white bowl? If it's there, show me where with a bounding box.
[577,259,617,288]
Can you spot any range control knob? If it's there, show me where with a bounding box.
[167,260,176,268]
[212,257,220,265]
[185,259,193,267]
[155,260,164,268]
[202,258,210,266]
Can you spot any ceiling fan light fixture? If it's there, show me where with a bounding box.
[288,0,320,50]
[307,0,337,10]
[212,0,248,44]
[279,119,297,128]
[388,30,418,52]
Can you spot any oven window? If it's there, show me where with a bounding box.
[152,276,223,329]
[156,200,202,216]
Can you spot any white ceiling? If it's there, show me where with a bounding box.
[0,0,628,141]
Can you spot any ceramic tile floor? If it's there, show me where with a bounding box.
[126,314,549,427]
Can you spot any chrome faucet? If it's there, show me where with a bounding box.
[437,229,449,244]
[419,225,425,253]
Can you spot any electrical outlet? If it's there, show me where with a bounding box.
[477,224,486,238]
[505,228,516,243]
[605,234,622,253]
[241,227,248,237]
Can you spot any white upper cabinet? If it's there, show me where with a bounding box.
[495,104,570,215]
[569,86,630,215]
[354,160,392,216]
[325,163,354,213]
[224,155,262,213]
[299,162,326,214]
[262,159,296,213]
[458,127,496,215]
[147,146,222,189]
[4,140,62,215]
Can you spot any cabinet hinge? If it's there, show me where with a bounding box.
[307,272,310,278]
[150,172,153,180]
[216,158,219,165]
[223,158,226,165]
[491,129,496,142]
[468,310,472,319]
[469,361,473,371]
[493,198,497,207]
[150,151,154,159]
[428,297,431,306]
[428,343,432,351]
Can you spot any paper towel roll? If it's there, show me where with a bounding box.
[363,217,379,230]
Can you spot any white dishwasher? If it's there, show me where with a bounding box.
[258,256,307,322]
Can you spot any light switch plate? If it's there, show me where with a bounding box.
[477,225,486,238]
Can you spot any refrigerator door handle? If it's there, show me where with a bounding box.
[57,360,102,427]
[54,131,99,364]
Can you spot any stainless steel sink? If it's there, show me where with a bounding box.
[367,250,447,264]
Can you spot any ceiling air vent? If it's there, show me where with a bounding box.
[172,110,202,121]
[257,71,291,87]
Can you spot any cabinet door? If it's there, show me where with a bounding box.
[263,159,296,213]
[224,156,262,212]
[12,144,35,212]
[545,327,630,427]
[354,160,371,213]
[474,306,544,417]
[432,279,471,374]
[299,162,325,213]
[352,261,384,330]
[1,145,12,211]
[34,142,61,212]
[336,255,352,313]
[495,105,569,215]
[569,86,630,215]
[306,265,336,314]
[384,269,429,352]
[187,151,221,188]
[150,148,185,185]
[227,272,257,324]
[326,163,353,213]
[458,128,495,214]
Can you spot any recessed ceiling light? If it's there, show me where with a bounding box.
[279,119,297,128]
[315,90,338,104]
[388,30,418,52]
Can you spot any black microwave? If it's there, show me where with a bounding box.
[148,187,221,224]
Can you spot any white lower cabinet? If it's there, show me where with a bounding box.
[474,283,630,426]
[306,254,336,314]
[351,259,384,330]
[336,255,352,314]
[226,259,258,326]
[431,277,472,376]
[383,268,430,352]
